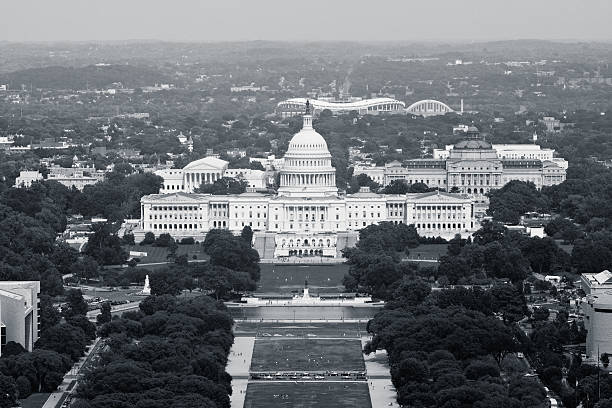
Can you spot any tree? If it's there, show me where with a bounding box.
[62,289,88,320]
[0,375,17,408]
[602,353,610,368]
[35,323,88,362]
[382,179,410,194]
[487,180,550,224]
[203,229,260,282]
[240,225,253,244]
[140,232,155,245]
[194,177,247,195]
[96,302,112,325]
[71,256,99,282]
[84,222,128,265]
[39,294,61,332]
[150,268,184,295]
[154,233,175,247]
[490,284,528,324]
[389,277,431,308]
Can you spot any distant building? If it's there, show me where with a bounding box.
[276,97,405,118]
[156,157,229,193]
[581,271,612,360]
[355,128,567,191]
[406,99,455,117]
[540,116,561,133]
[223,168,267,190]
[230,84,262,92]
[47,171,98,191]
[0,136,14,150]
[14,171,43,188]
[135,112,477,259]
[31,138,74,150]
[0,281,40,355]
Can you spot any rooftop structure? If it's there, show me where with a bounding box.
[276,97,405,118]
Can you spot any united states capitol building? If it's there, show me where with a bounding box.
[134,111,477,259]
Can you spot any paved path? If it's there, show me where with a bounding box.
[227,337,256,408]
[361,337,399,408]
[42,337,102,408]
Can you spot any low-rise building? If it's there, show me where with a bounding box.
[14,171,43,188]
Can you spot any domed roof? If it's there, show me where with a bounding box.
[454,139,492,150]
[285,114,330,156]
[288,128,328,152]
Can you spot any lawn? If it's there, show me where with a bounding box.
[124,244,207,264]
[244,382,371,408]
[257,263,349,294]
[403,243,448,261]
[250,338,365,372]
[18,393,51,408]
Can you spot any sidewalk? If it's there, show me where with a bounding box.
[41,337,102,408]
[227,337,256,408]
[361,337,399,408]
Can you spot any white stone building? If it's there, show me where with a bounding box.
[356,129,567,191]
[14,171,43,188]
[0,281,40,355]
[581,271,612,360]
[135,112,476,260]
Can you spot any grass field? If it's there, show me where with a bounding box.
[404,243,448,261]
[250,338,365,372]
[18,393,51,408]
[257,264,349,294]
[124,244,207,264]
[244,382,371,408]
[235,321,369,338]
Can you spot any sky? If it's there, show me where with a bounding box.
[1,0,611,43]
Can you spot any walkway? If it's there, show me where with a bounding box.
[227,336,256,408]
[41,337,103,408]
[361,337,399,408]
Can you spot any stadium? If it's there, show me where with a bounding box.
[277,97,457,118]
[276,97,406,118]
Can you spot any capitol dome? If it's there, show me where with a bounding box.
[285,115,330,157]
[278,109,338,197]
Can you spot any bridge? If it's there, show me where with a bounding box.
[406,99,455,117]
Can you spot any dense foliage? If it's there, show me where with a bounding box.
[76,295,234,408]
[365,283,545,408]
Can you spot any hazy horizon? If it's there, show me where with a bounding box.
[2,0,611,43]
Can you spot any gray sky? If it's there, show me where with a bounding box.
[2,0,611,42]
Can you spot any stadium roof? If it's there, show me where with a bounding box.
[278,97,405,111]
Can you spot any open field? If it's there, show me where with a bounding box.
[244,381,371,408]
[235,321,369,338]
[18,393,51,408]
[257,263,349,294]
[250,338,365,372]
[124,244,207,263]
[404,243,448,260]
